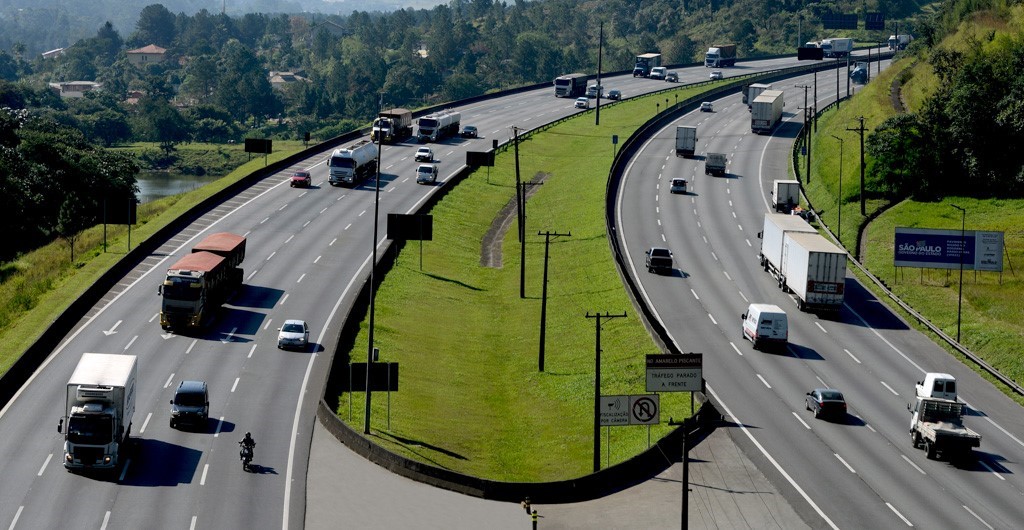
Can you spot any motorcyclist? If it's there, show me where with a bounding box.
[240,432,256,455]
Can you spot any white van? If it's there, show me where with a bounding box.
[915,373,957,401]
[741,303,788,350]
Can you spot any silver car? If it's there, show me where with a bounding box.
[277,319,310,350]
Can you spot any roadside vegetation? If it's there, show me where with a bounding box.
[0,143,304,374]
[335,85,738,481]
[800,5,1024,405]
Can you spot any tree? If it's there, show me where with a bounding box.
[56,193,89,263]
[865,113,936,199]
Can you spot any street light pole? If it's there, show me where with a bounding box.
[796,84,810,183]
[951,204,966,342]
[830,134,843,246]
[364,93,385,434]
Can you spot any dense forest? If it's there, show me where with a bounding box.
[1,0,1017,262]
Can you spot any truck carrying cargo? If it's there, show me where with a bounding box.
[417,110,461,142]
[328,139,379,186]
[744,83,772,107]
[820,38,854,58]
[371,108,413,143]
[888,34,912,50]
[759,213,817,280]
[633,53,662,77]
[751,89,784,134]
[909,397,981,461]
[772,179,800,213]
[704,44,737,67]
[160,232,246,331]
[675,126,697,158]
[705,153,727,176]
[780,231,847,312]
[554,73,588,97]
[58,353,137,471]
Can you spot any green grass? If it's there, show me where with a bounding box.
[335,86,741,481]
[0,144,305,374]
[799,12,1024,407]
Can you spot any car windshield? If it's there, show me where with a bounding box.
[293,172,308,178]
[174,391,205,406]
[673,179,686,186]
[820,390,844,401]
[282,323,305,333]
[650,248,671,257]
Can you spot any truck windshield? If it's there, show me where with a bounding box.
[67,414,114,445]
[329,156,355,169]
[163,277,202,301]
[555,79,571,87]
[419,119,439,129]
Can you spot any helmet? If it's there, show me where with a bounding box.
[245,432,252,438]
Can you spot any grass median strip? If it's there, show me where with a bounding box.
[337,87,724,481]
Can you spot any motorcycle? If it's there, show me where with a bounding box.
[239,442,254,471]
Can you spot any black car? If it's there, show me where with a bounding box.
[460,125,478,138]
[805,388,847,419]
[645,247,673,274]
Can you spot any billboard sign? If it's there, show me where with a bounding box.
[894,227,1003,272]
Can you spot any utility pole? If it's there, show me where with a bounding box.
[537,230,570,372]
[596,22,603,126]
[586,311,626,473]
[847,117,867,216]
[519,181,541,299]
[835,57,841,109]
[846,53,851,98]
[951,204,966,343]
[512,127,527,298]
[796,84,811,183]
[668,416,692,529]
[365,92,385,434]
[831,134,844,246]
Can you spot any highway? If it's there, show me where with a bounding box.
[616,65,1024,528]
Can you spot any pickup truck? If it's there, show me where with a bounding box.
[645,247,673,274]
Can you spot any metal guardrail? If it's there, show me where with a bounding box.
[792,91,1024,397]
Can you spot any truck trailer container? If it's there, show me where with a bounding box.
[759,213,817,279]
[58,353,137,471]
[371,108,413,143]
[675,126,697,158]
[160,232,246,331]
[771,179,801,213]
[820,38,854,58]
[744,83,772,107]
[554,73,588,97]
[704,44,737,67]
[780,231,847,312]
[328,140,379,186]
[751,89,784,134]
[633,53,662,77]
[417,110,461,142]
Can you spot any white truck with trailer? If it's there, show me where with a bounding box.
[772,180,801,213]
[58,353,137,471]
[759,213,817,281]
[704,44,737,67]
[751,89,784,134]
[820,38,854,58]
[779,231,847,312]
[744,83,772,107]
[675,126,697,158]
[909,397,981,461]
[328,140,379,186]
[417,110,461,142]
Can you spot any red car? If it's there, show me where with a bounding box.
[290,170,312,188]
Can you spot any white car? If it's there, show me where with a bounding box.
[574,97,589,109]
[416,164,438,184]
[710,70,724,80]
[414,147,433,162]
[700,102,714,112]
[277,319,309,350]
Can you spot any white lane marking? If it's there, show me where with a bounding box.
[711,252,719,261]
[200,463,209,485]
[359,210,366,217]
[865,423,876,433]
[264,319,272,330]
[732,211,737,218]
[880,381,899,396]
[280,293,289,305]
[123,335,138,351]
[187,339,197,354]
[297,273,305,283]
[303,220,311,227]
[962,505,993,530]
[708,314,717,325]
[844,348,861,363]
[149,313,158,323]
[690,289,700,300]
[248,344,257,359]
[101,511,112,530]
[746,238,752,247]
[834,453,856,473]
[214,417,224,437]
[815,322,827,333]
[723,271,731,281]
[38,454,52,476]
[816,376,828,388]
[247,269,258,281]
[102,320,122,336]
[267,251,276,261]
[657,219,661,226]
[320,207,327,214]
[792,412,811,430]
[661,234,666,242]
[756,374,771,389]
[285,235,294,244]
[981,415,1024,449]
[330,238,337,246]
[223,327,237,343]
[261,217,269,224]
[977,459,1005,480]
[9,506,23,529]
[140,412,153,434]
[231,377,240,393]
[702,235,708,244]
[314,255,322,264]
[345,223,352,231]
[737,224,743,231]
[738,290,749,303]
[730,342,743,356]
[278,204,287,211]
[885,503,913,526]
[729,200,733,207]
[901,454,926,475]
[164,373,175,388]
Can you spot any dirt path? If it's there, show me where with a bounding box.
[480,172,550,268]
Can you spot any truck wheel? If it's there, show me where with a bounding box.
[797,299,805,312]
[925,440,937,460]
